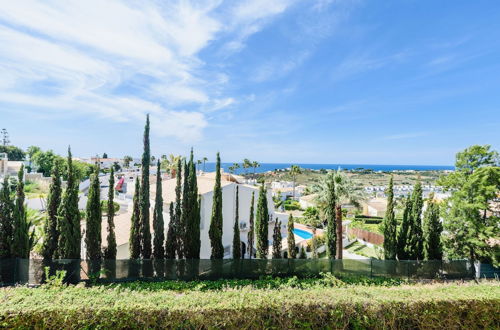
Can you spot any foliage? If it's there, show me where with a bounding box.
[324,173,336,258]
[382,176,397,259]
[129,177,141,259]
[165,202,176,259]
[0,145,25,161]
[406,180,424,260]
[173,158,183,258]
[56,148,81,259]
[209,152,224,259]
[123,155,133,168]
[423,193,443,260]
[184,150,201,259]
[301,206,322,227]
[272,219,282,258]
[396,195,412,260]
[139,115,152,259]
[41,159,62,260]
[438,145,500,266]
[0,177,14,258]
[43,267,67,288]
[232,186,241,259]
[11,165,35,258]
[287,214,296,258]
[289,164,302,199]
[248,192,255,259]
[299,246,307,259]
[100,200,120,214]
[103,167,116,260]
[283,199,301,210]
[85,165,102,260]
[152,161,164,259]
[255,183,269,259]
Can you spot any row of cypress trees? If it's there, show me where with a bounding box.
[383,177,443,260]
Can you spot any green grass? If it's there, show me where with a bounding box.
[0,282,498,329]
[346,241,382,259]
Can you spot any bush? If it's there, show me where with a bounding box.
[284,199,301,211]
[100,200,120,214]
[0,283,498,329]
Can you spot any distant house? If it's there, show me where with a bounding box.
[299,194,318,209]
[362,198,387,217]
[0,152,23,179]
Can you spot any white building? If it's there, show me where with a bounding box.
[0,152,23,180]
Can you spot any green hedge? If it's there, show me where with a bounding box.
[1,283,498,329]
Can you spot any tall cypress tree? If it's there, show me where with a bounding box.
[185,149,200,259]
[396,195,412,260]
[129,177,141,259]
[209,152,224,259]
[272,219,282,258]
[85,164,102,260]
[299,246,307,259]
[232,186,241,259]
[174,158,183,258]
[255,183,269,259]
[311,231,318,258]
[407,180,424,260]
[287,214,296,258]
[383,176,397,260]
[11,165,34,258]
[41,159,62,259]
[104,167,117,259]
[153,160,164,259]
[247,191,255,259]
[180,158,189,258]
[423,193,443,260]
[140,114,152,259]
[325,174,336,258]
[165,202,176,259]
[0,177,14,258]
[57,147,81,259]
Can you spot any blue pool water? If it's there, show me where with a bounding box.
[293,228,313,240]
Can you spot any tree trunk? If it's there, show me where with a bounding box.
[335,205,343,259]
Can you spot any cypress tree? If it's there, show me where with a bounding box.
[129,177,141,259]
[180,158,189,257]
[383,176,398,260]
[325,174,336,258]
[41,159,62,259]
[0,177,14,258]
[104,167,117,259]
[311,230,318,258]
[165,202,176,259]
[396,195,412,260]
[423,193,443,260]
[174,158,183,258]
[185,149,201,259]
[407,180,424,259]
[85,164,102,260]
[232,186,241,259]
[140,114,152,259]
[153,160,165,259]
[11,165,34,258]
[272,219,282,258]
[57,147,81,259]
[299,246,307,259]
[287,214,296,258]
[247,191,255,259]
[255,183,269,259]
[209,152,224,259]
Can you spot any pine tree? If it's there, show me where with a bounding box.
[85,164,102,260]
[287,214,296,258]
[423,193,443,260]
[299,246,307,259]
[232,186,241,259]
[396,195,412,260]
[383,176,397,259]
[209,152,224,259]
[255,183,269,259]
[0,177,14,258]
[325,174,336,258]
[129,177,141,259]
[272,219,282,258]
[41,159,62,259]
[57,147,81,259]
[174,158,183,258]
[165,202,176,259]
[407,180,424,259]
[104,167,117,259]
[185,150,201,259]
[11,165,34,258]
[152,161,165,259]
[140,114,152,259]
[247,191,255,259]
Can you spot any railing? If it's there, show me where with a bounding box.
[0,259,489,286]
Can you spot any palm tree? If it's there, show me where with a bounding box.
[202,157,208,172]
[242,159,252,175]
[196,159,202,171]
[289,165,302,200]
[232,163,240,174]
[228,165,235,174]
[252,161,260,179]
[310,171,365,259]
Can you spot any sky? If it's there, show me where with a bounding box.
[0,0,499,165]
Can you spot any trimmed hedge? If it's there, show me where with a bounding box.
[1,283,499,328]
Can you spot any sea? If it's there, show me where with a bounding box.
[200,163,454,174]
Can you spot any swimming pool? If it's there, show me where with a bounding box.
[293,228,313,240]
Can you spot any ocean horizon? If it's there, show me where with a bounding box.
[199,163,454,174]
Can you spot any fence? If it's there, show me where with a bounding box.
[348,227,384,245]
[0,259,490,286]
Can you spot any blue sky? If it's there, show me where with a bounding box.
[0,0,499,165]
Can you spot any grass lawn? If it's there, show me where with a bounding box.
[346,241,382,259]
[0,281,498,328]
